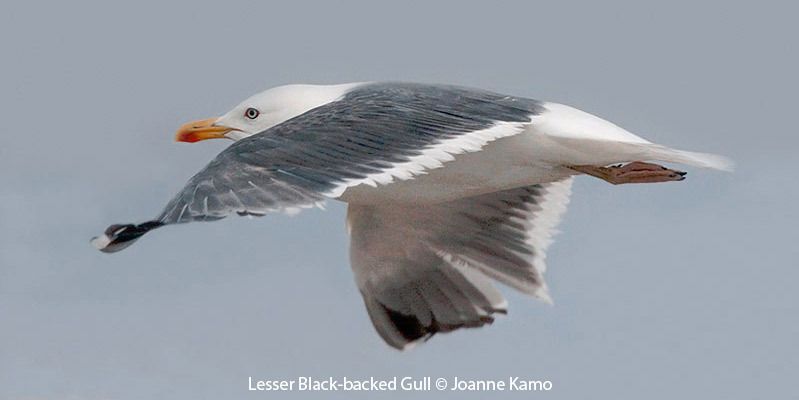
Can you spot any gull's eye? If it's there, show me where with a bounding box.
[244,108,260,120]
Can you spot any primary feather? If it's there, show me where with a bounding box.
[92,82,731,349]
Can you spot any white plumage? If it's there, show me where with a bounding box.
[92,82,731,349]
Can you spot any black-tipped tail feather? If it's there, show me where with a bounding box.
[91,221,163,253]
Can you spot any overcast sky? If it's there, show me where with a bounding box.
[1,1,796,399]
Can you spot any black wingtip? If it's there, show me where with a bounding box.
[91,221,164,253]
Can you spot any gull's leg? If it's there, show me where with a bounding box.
[568,161,687,185]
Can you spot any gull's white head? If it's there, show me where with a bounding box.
[175,83,365,143]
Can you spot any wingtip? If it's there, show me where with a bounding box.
[537,289,555,306]
[90,233,113,252]
[90,221,164,253]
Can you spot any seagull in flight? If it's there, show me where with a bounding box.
[92,82,731,350]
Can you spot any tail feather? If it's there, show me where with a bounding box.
[641,144,734,171]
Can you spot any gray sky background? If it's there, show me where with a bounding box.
[1,1,796,399]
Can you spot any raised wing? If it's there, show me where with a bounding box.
[92,83,545,252]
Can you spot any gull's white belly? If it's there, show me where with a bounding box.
[338,127,578,204]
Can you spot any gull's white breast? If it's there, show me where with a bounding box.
[338,124,577,204]
[336,101,664,205]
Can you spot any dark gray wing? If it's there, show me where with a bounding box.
[92,83,545,253]
[348,178,573,349]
